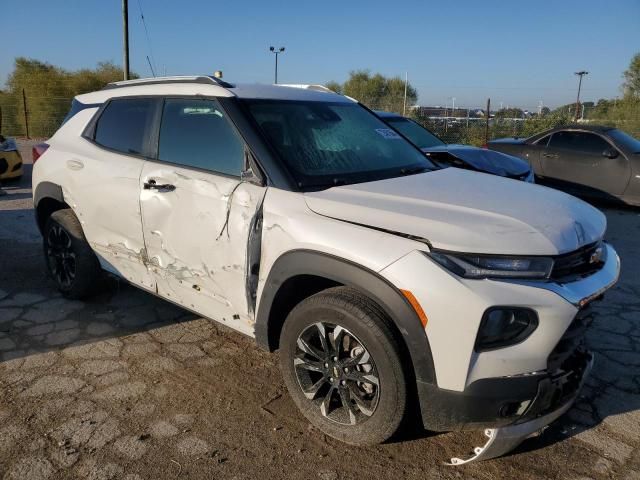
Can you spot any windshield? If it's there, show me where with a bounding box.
[383,116,446,149]
[243,100,436,189]
[608,128,640,153]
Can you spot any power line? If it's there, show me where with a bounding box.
[136,0,157,77]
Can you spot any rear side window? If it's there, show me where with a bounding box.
[94,98,155,156]
[548,131,610,154]
[158,98,244,176]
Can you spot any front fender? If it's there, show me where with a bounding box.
[254,249,437,387]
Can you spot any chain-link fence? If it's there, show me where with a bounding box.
[0,90,72,139]
[361,97,640,146]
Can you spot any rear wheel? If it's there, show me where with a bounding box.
[279,287,408,445]
[43,209,101,299]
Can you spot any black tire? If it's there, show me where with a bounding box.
[43,209,101,299]
[279,286,408,445]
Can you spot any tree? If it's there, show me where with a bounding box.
[2,58,135,137]
[623,52,640,97]
[325,70,417,113]
[324,81,342,94]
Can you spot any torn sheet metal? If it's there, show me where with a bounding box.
[448,355,593,465]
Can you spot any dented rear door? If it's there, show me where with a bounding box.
[139,98,266,336]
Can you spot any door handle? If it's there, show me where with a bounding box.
[542,153,558,159]
[143,179,176,192]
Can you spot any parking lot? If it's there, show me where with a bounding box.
[0,140,638,480]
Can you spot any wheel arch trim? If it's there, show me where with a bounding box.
[33,181,64,207]
[255,249,437,386]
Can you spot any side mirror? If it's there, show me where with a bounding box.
[603,148,619,159]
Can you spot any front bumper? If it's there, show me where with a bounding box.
[418,335,593,432]
[380,242,618,438]
[449,352,593,464]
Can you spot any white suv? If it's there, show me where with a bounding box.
[32,76,619,463]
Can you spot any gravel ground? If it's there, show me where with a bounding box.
[0,140,638,479]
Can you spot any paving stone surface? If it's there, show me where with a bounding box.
[0,141,638,478]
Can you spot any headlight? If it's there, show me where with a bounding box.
[427,251,554,279]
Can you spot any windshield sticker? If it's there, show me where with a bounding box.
[375,128,401,139]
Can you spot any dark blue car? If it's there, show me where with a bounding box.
[375,111,534,182]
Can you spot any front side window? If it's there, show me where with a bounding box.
[94,98,155,156]
[158,98,244,176]
[548,131,611,155]
[243,100,435,189]
[383,116,445,149]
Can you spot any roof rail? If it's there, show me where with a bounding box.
[102,75,235,90]
[278,84,335,93]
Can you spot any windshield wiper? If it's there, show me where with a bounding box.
[299,177,349,190]
[399,166,430,176]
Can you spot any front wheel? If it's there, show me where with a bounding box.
[279,287,408,445]
[43,209,101,299]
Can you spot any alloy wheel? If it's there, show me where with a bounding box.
[46,225,76,288]
[293,322,380,426]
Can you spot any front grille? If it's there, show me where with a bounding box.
[551,241,605,280]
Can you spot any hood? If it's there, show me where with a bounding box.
[422,144,530,177]
[304,168,605,256]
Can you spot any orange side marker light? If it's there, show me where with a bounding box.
[400,289,428,328]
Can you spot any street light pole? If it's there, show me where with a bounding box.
[122,0,130,80]
[269,46,285,84]
[574,70,588,122]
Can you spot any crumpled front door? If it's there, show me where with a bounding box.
[139,160,266,336]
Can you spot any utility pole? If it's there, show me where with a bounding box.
[123,0,130,80]
[269,46,285,84]
[574,70,588,122]
[403,72,408,116]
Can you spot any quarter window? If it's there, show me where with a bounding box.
[94,98,155,156]
[548,131,611,155]
[158,98,244,176]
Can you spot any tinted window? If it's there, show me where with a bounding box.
[94,98,155,155]
[244,100,435,189]
[548,131,610,154]
[158,98,244,176]
[383,116,445,149]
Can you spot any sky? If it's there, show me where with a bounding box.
[2,0,639,110]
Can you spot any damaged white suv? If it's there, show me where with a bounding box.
[32,76,620,463]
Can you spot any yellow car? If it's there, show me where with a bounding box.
[0,135,23,180]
